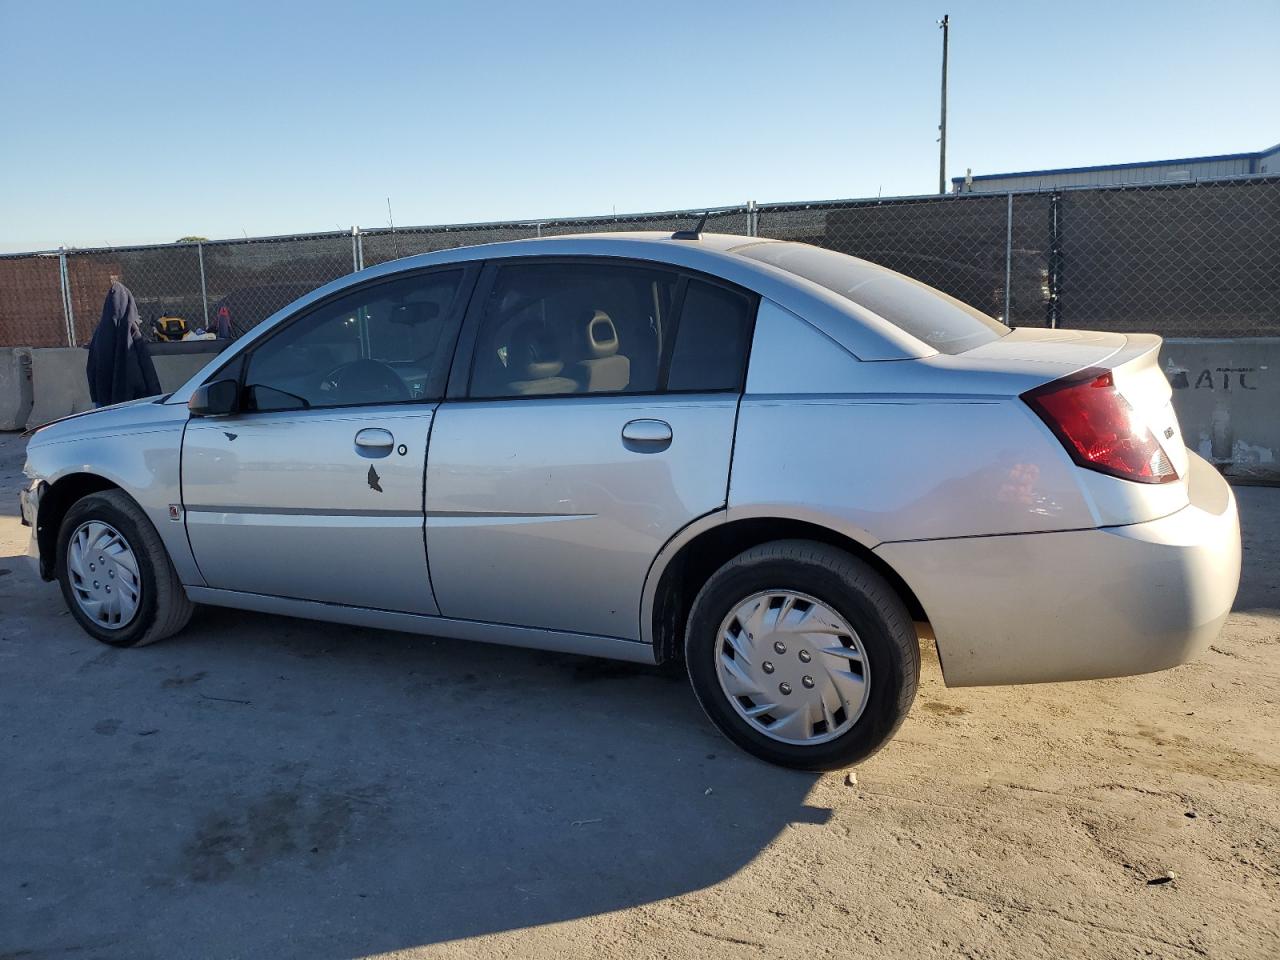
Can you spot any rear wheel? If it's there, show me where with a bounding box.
[685,539,919,769]
[56,490,194,648]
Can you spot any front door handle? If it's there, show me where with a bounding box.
[354,428,395,457]
[621,419,672,451]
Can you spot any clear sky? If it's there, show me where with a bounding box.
[1,0,1276,252]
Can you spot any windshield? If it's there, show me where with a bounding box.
[736,241,1009,355]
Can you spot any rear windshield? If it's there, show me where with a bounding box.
[736,241,1009,355]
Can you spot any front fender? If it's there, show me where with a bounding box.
[25,406,203,587]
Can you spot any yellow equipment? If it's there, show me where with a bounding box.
[152,316,190,341]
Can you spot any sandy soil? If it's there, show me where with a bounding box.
[0,430,1276,960]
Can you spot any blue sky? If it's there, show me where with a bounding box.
[1,0,1276,252]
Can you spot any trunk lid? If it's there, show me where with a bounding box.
[959,326,1130,366]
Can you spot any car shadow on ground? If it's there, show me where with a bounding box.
[2,574,826,959]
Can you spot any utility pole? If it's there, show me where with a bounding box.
[938,13,949,195]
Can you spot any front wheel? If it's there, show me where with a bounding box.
[56,490,194,648]
[685,540,919,770]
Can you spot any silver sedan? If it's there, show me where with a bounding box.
[20,232,1241,768]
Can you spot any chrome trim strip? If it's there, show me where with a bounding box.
[185,505,423,518]
[185,506,599,520]
[425,510,596,519]
[184,587,659,664]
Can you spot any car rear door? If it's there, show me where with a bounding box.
[181,266,474,613]
[424,258,756,640]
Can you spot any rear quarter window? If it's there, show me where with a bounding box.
[667,280,754,392]
[736,242,1008,355]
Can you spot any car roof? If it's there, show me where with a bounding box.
[373,231,770,264]
[534,231,762,252]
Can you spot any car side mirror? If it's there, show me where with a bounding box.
[188,378,240,417]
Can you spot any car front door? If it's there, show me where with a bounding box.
[181,266,474,614]
[425,258,757,640]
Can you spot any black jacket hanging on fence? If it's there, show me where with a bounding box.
[85,282,162,407]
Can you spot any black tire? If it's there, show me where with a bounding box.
[685,539,919,770]
[56,490,194,648]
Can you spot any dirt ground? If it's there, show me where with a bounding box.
[1,429,1276,960]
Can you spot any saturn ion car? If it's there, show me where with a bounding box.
[20,232,1241,768]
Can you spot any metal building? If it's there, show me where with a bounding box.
[953,141,1280,193]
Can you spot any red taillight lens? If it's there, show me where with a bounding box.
[1023,370,1177,484]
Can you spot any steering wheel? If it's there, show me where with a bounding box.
[320,359,412,404]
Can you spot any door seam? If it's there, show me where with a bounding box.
[421,406,440,614]
[178,417,211,587]
[724,391,744,507]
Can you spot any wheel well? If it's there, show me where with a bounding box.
[650,517,928,665]
[35,473,121,581]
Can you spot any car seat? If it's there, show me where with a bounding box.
[573,310,630,392]
[506,319,578,395]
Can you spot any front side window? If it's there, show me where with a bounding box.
[469,262,677,399]
[244,270,463,409]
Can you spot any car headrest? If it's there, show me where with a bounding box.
[579,310,620,360]
[509,320,564,380]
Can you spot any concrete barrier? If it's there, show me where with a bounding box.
[150,339,227,395]
[0,348,34,430]
[153,351,218,393]
[26,347,93,428]
[1162,338,1279,484]
[23,340,227,430]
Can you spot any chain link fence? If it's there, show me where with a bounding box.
[2,176,1276,348]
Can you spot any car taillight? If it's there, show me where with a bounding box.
[1023,370,1177,484]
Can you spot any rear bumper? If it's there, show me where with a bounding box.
[877,453,1241,687]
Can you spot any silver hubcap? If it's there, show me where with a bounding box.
[715,590,870,745]
[67,521,141,630]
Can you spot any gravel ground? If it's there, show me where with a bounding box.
[1,429,1276,960]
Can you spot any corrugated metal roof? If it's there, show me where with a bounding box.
[953,141,1280,191]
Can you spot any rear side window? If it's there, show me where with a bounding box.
[468,262,677,399]
[465,260,756,399]
[736,242,1007,355]
[667,280,754,391]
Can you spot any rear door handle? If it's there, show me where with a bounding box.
[621,419,672,451]
[354,428,395,457]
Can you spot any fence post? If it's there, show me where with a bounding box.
[1003,192,1013,325]
[1046,192,1062,329]
[58,247,76,346]
[351,226,360,272]
[746,200,758,237]
[197,242,210,331]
